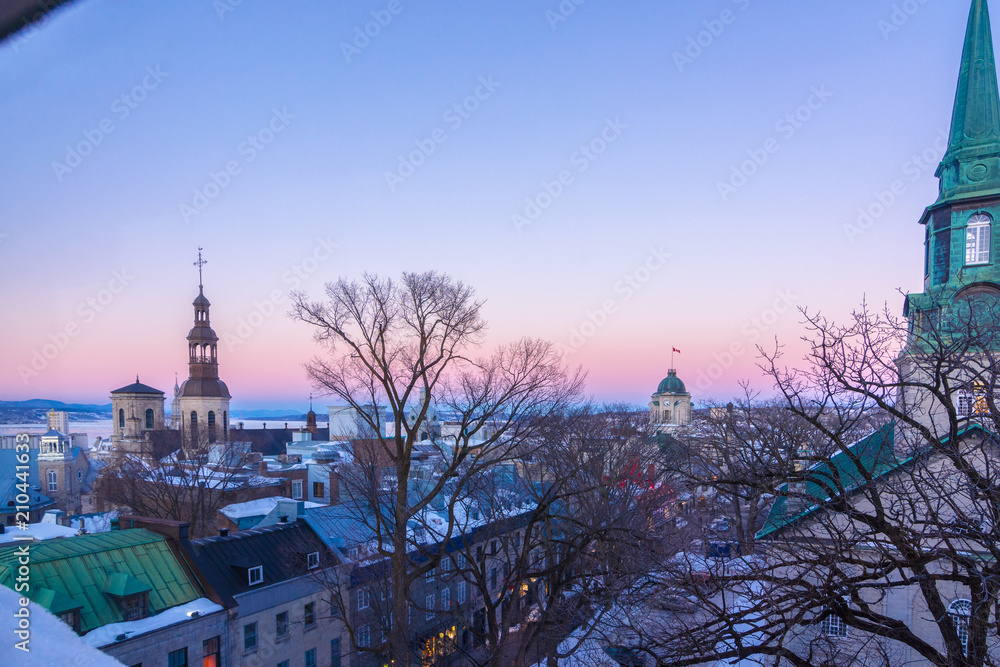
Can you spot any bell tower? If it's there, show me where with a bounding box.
[176,249,231,450]
[900,0,1000,435]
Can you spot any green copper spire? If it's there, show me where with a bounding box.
[936,0,1000,204]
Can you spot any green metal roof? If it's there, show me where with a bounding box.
[937,0,1000,205]
[656,370,687,395]
[34,587,83,615]
[757,422,994,540]
[0,529,204,634]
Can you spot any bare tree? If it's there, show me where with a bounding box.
[291,271,584,666]
[602,300,1000,666]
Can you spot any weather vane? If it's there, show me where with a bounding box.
[194,247,207,288]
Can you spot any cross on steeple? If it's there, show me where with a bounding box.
[194,248,207,289]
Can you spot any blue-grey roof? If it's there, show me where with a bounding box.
[0,449,54,515]
[303,504,378,551]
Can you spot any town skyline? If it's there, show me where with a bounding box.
[0,1,971,408]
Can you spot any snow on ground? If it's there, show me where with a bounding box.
[0,522,77,544]
[0,584,125,666]
[82,598,223,648]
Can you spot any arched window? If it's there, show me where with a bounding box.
[145,409,154,430]
[949,599,972,656]
[208,411,216,444]
[190,412,198,428]
[966,214,992,265]
[47,470,57,492]
[223,411,228,439]
[118,409,125,429]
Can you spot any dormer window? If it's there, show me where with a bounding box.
[248,565,263,586]
[121,592,149,621]
[307,552,320,569]
[966,214,992,265]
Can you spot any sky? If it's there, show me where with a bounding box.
[0,0,980,409]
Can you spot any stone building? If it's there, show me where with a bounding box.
[648,369,693,427]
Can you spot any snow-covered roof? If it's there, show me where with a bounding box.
[82,598,224,649]
[0,522,77,544]
[0,585,125,666]
[220,496,323,520]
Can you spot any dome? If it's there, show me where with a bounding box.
[656,370,687,395]
[193,287,211,308]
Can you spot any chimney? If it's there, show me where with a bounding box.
[279,516,289,523]
[219,528,229,537]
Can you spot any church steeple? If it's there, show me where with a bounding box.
[936,0,1000,204]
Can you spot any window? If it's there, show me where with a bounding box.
[441,588,450,610]
[491,540,498,555]
[426,593,435,620]
[330,638,341,667]
[308,551,320,569]
[426,566,436,581]
[118,409,124,428]
[57,609,80,634]
[305,648,317,667]
[190,411,198,429]
[304,602,316,627]
[490,568,497,591]
[358,588,370,611]
[248,565,263,586]
[202,637,220,667]
[167,648,187,667]
[476,546,484,564]
[457,581,466,604]
[77,469,83,483]
[121,593,149,621]
[144,409,154,429]
[513,532,521,550]
[820,612,847,637]
[47,470,57,492]
[207,411,216,444]
[358,625,370,648]
[441,558,451,574]
[276,611,289,637]
[949,599,972,656]
[313,481,325,499]
[243,622,257,652]
[292,480,303,499]
[457,554,467,569]
[967,214,992,265]
[277,662,289,667]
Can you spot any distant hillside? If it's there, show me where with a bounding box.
[229,409,329,422]
[0,399,112,412]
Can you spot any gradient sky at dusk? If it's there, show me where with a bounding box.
[0,0,980,409]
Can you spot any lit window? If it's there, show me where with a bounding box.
[248,565,263,586]
[202,636,220,667]
[307,552,320,569]
[820,612,847,637]
[966,214,992,265]
[949,599,972,656]
[957,389,975,417]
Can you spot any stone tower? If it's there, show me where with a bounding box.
[110,378,167,455]
[900,0,1000,436]
[176,250,231,450]
[649,369,692,427]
